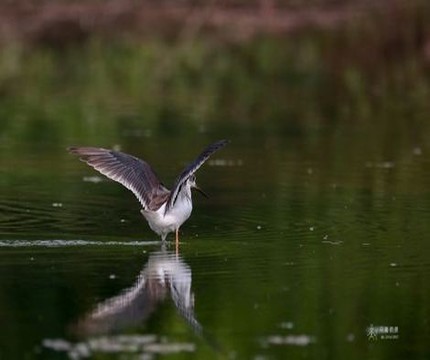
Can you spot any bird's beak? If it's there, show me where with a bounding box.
[193,184,209,198]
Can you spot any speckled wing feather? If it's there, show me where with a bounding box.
[165,140,229,212]
[68,147,170,211]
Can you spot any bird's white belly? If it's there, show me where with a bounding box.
[141,199,193,237]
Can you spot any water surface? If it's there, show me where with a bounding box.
[1,130,429,359]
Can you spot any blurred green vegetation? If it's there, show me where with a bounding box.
[0,10,429,142]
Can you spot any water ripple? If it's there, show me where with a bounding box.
[0,239,159,247]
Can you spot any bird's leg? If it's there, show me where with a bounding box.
[161,234,168,252]
[161,241,167,252]
[175,228,179,254]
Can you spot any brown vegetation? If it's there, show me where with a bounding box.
[0,0,428,53]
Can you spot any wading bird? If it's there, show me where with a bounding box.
[68,140,228,248]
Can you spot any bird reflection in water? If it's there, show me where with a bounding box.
[43,249,225,358]
[75,250,201,337]
[64,248,225,358]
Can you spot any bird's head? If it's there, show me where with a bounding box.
[188,174,208,198]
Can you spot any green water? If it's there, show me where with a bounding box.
[0,35,430,359]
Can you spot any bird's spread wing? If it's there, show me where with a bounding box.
[165,140,229,212]
[68,147,170,211]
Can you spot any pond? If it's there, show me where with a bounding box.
[0,38,429,359]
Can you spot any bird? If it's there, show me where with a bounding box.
[68,140,229,248]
